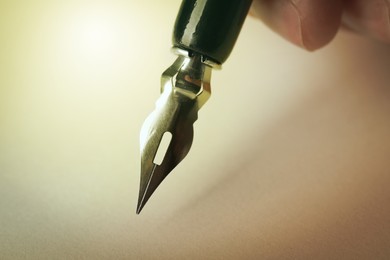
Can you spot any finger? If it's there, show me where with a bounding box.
[342,0,390,43]
[251,0,344,50]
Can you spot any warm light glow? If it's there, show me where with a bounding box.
[78,18,115,53]
[61,6,124,65]
[68,11,118,58]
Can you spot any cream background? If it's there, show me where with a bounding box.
[1,0,390,259]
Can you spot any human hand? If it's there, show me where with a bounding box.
[251,0,390,50]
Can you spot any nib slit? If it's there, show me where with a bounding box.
[136,164,157,214]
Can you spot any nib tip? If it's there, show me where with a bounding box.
[136,203,143,214]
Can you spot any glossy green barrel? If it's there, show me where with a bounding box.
[173,0,252,64]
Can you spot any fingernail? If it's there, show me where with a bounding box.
[278,2,308,50]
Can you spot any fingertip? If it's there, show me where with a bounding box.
[251,0,343,51]
[343,0,390,44]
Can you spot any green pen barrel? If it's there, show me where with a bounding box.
[173,0,252,64]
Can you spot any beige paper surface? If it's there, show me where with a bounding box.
[1,1,389,259]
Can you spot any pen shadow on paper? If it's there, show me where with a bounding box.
[157,41,390,258]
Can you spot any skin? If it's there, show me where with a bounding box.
[251,0,390,50]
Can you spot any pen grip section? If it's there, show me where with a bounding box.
[173,0,252,64]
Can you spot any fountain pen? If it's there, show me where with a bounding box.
[137,0,252,214]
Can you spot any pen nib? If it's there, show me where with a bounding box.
[136,100,195,214]
[136,49,216,214]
